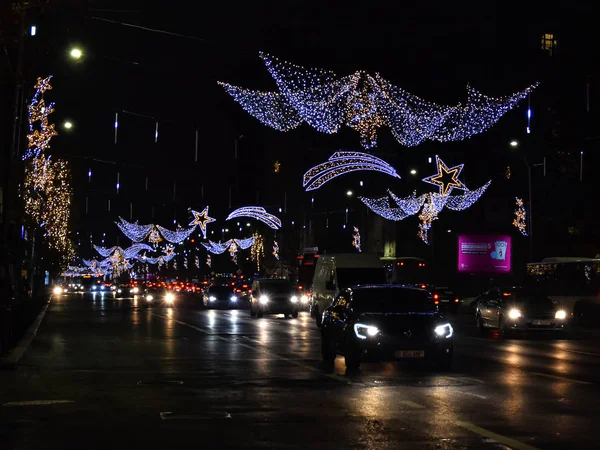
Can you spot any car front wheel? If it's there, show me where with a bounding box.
[320,333,336,363]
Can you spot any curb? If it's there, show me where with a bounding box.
[0,296,52,370]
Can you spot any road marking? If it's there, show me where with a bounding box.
[456,420,539,450]
[565,349,600,357]
[399,400,425,409]
[530,372,592,385]
[453,376,486,384]
[3,400,74,406]
[461,391,488,400]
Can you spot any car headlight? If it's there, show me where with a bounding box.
[52,286,62,295]
[508,308,522,320]
[131,287,139,294]
[555,310,567,320]
[209,296,216,302]
[259,295,269,304]
[117,289,122,294]
[290,296,298,303]
[100,285,105,290]
[110,286,116,290]
[165,293,175,303]
[146,295,153,302]
[300,295,309,304]
[353,323,379,339]
[434,323,453,338]
[92,286,96,290]
[230,296,237,302]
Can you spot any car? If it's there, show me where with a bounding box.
[250,278,300,318]
[142,287,177,308]
[205,285,243,309]
[432,287,461,314]
[475,286,568,337]
[320,285,454,370]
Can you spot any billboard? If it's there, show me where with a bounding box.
[457,234,511,274]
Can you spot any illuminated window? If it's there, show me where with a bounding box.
[541,33,557,56]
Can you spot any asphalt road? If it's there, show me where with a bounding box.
[1,292,600,449]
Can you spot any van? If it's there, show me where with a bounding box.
[310,253,387,326]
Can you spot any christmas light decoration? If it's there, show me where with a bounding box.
[250,233,265,271]
[115,218,154,242]
[195,255,200,268]
[303,151,401,191]
[352,227,362,252]
[226,206,282,229]
[163,244,176,259]
[189,206,215,239]
[23,76,57,160]
[513,197,528,236]
[94,245,119,258]
[219,53,538,149]
[157,224,196,244]
[201,240,230,254]
[273,241,280,260]
[184,258,189,269]
[274,160,281,173]
[206,255,212,268]
[422,155,467,196]
[229,240,239,263]
[234,237,255,250]
[148,227,163,246]
[360,157,491,244]
[123,243,154,259]
[173,260,178,271]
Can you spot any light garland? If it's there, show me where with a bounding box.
[303,151,401,191]
[250,233,264,271]
[272,241,280,260]
[189,206,215,239]
[115,218,154,242]
[360,157,491,244]
[219,53,538,149]
[352,227,362,252]
[23,76,57,160]
[157,224,196,244]
[226,206,282,229]
[513,197,528,235]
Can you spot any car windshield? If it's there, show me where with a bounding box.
[210,286,233,293]
[509,288,553,305]
[259,281,293,293]
[353,288,436,313]
[336,268,386,288]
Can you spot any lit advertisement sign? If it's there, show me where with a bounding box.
[457,234,511,273]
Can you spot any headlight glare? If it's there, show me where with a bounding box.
[555,310,567,319]
[146,295,153,301]
[259,295,269,304]
[353,323,379,339]
[290,296,298,303]
[132,287,139,294]
[209,295,216,301]
[52,286,62,295]
[165,293,175,303]
[300,295,309,303]
[230,296,237,302]
[508,308,522,320]
[434,323,453,338]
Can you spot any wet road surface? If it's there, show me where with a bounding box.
[1,292,599,449]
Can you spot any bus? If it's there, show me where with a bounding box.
[297,247,319,295]
[526,257,600,319]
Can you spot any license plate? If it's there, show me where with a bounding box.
[441,299,449,302]
[532,320,551,325]
[395,350,425,358]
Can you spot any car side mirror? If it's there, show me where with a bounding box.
[325,280,335,290]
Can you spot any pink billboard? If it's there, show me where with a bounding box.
[457,234,511,273]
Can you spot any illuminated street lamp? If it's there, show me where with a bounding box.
[63,121,73,130]
[346,190,353,197]
[69,47,83,60]
[410,169,417,175]
[510,140,519,147]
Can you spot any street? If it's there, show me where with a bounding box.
[1,293,599,449]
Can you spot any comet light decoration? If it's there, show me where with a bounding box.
[115,218,154,242]
[201,240,230,255]
[250,233,264,271]
[303,151,401,191]
[219,52,538,149]
[359,156,491,244]
[272,241,280,260]
[189,206,215,239]
[513,197,528,236]
[201,237,256,255]
[352,227,362,252]
[157,224,196,244]
[226,206,282,229]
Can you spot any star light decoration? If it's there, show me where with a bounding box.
[219,52,538,149]
[189,206,215,239]
[226,206,282,230]
[513,197,528,236]
[272,241,280,260]
[303,151,400,191]
[359,156,491,244]
[352,227,362,252]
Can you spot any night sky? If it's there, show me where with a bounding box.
[8,1,599,267]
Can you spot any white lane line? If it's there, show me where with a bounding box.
[565,349,600,357]
[399,400,425,409]
[460,392,488,400]
[530,372,592,385]
[3,400,74,406]
[456,420,540,450]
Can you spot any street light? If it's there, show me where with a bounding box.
[69,47,83,60]
[63,121,73,130]
[510,140,519,147]
[346,190,353,197]
[410,169,417,175]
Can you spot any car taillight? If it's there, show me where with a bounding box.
[433,294,439,300]
[455,298,460,303]
[434,300,439,305]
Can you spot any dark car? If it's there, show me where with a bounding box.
[320,285,454,370]
[250,278,299,318]
[142,287,176,308]
[432,287,461,314]
[205,285,243,309]
[475,286,568,337]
